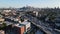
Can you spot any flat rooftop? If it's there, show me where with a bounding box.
[20,21,30,25]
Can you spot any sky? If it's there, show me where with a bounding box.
[0,0,60,8]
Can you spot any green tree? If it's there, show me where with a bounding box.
[0,23,7,30]
[48,12,57,22]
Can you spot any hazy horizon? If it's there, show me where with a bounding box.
[0,0,59,8]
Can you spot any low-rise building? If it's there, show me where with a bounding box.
[14,24,25,34]
[0,30,5,34]
[20,21,31,32]
[0,18,4,22]
[3,10,11,12]
[0,18,5,24]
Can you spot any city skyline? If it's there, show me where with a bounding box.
[0,0,60,8]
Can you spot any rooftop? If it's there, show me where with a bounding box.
[21,21,30,25]
[14,23,24,28]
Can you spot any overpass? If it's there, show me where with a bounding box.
[23,14,60,34]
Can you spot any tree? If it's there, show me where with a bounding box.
[0,23,7,30]
[49,12,57,22]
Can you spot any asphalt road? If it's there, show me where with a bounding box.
[23,14,60,34]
